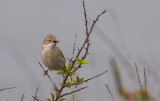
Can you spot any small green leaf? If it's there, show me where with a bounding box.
[57,98,66,101]
[46,98,51,101]
[56,71,65,75]
[75,58,88,64]
[76,74,84,84]
[50,92,54,101]
[61,82,71,88]
[75,58,81,62]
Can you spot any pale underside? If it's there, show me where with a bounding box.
[41,43,65,71]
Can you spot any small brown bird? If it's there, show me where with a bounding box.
[41,34,65,71]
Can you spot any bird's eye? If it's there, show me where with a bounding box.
[48,40,51,42]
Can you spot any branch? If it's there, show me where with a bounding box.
[144,68,147,86]
[70,34,77,63]
[71,70,108,86]
[32,96,40,101]
[83,0,88,35]
[135,63,143,90]
[39,62,58,91]
[20,93,25,101]
[33,82,41,101]
[0,87,16,92]
[72,9,106,73]
[85,70,108,82]
[105,84,115,101]
[88,10,106,34]
[59,86,88,98]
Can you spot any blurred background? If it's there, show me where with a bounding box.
[0,0,160,101]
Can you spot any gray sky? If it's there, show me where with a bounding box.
[0,0,160,101]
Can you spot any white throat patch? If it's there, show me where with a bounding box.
[42,43,54,48]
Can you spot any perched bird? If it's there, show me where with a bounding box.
[41,34,65,72]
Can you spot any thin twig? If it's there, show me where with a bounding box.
[33,82,41,101]
[72,9,106,72]
[70,34,77,63]
[32,96,40,101]
[59,86,88,98]
[85,70,108,82]
[135,63,143,90]
[105,84,115,101]
[21,93,25,101]
[88,10,106,34]
[39,62,58,91]
[0,87,16,92]
[83,0,88,35]
[144,68,147,86]
[71,70,108,86]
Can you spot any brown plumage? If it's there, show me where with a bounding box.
[41,34,65,70]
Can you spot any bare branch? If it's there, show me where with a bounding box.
[71,70,108,86]
[32,96,40,101]
[59,86,88,98]
[135,63,143,90]
[0,87,16,92]
[39,62,58,91]
[70,34,77,63]
[72,9,106,73]
[33,82,41,101]
[88,10,106,34]
[21,93,25,101]
[84,70,108,82]
[83,0,89,35]
[105,84,115,101]
[144,68,147,86]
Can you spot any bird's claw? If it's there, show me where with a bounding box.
[43,69,48,76]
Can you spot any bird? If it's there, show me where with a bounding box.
[41,34,65,74]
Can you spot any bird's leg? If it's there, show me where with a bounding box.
[43,69,49,76]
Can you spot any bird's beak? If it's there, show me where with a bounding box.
[53,40,59,43]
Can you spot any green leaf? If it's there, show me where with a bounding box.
[50,92,54,101]
[56,71,66,75]
[75,58,81,62]
[75,58,88,65]
[76,74,84,84]
[57,98,66,101]
[61,82,71,88]
[46,98,51,101]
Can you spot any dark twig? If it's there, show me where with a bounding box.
[105,84,115,101]
[83,0,88,35]
[59,86,88,98]
[135,63,143,90]
[70,34,77,63]
[144,68,147,86]
[0,87,16,92]
[32,96,40,101]
[39,62,58,91]
[71,70,108,86]
[33,82,41,101]
[88,10,106,34]
[85,70,108,82]
[72,10,106,73]
[21,93,25,101]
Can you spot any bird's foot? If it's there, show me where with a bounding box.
[43,69,49,76]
